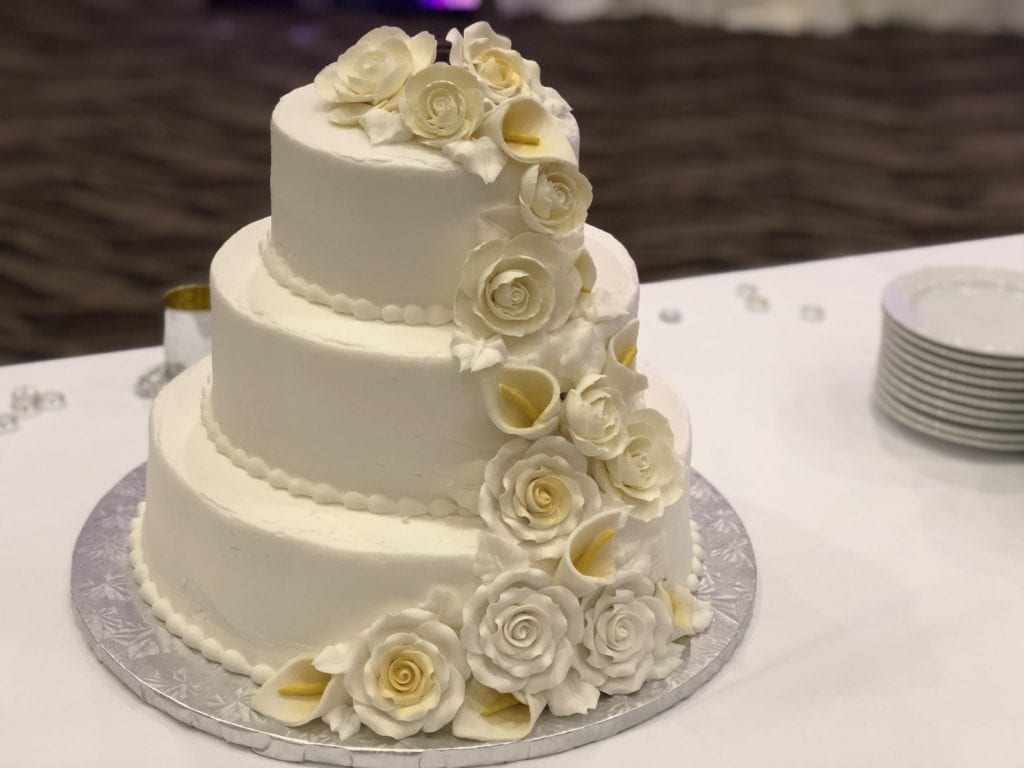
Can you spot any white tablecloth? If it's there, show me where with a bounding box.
[2,236,1022,767]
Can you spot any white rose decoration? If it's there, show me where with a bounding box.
[577,572,682,695]
[461,569,584,695]
[519,162,593,240]
[326,608,468,740]
[561,374,630,460]
[454,233,582,341]
[447,22,533,105]
[399,63,486,147]
[591,409,683,522]
[314,27,436,125]
[479,436,603,562]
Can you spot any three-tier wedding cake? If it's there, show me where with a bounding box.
[129,23,711,743]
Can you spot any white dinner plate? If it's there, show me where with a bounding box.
[883,319,1024,381]
[876,372,1024,432]
[880,343,1024,396]
[878,357,1024,412]
[882,265,1024,358]
[882,315,1024,371]
[875,385,1024,452]
[877,365,1024,426]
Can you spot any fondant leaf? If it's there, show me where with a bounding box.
[442,136,507,184]
[451,330,507,372]
[474,533,530,584]
[546,669,600,717]
[312,642,350,675]
[359,107,413,145]
[323,703,361,740]
[418,587,464,630]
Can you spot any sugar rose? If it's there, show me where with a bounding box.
[461,569,583,695]
[447,22,532,105]
[561,374,630,460]
[454,233,582,341]
[340,608,468,740]
[591,409,683,521]
[577,572,682,695]
[479,436,602,561]
[315,27,436,125]
[399,63,486,146]
[519,162,593,240]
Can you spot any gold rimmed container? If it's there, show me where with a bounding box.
[163,284,211,377]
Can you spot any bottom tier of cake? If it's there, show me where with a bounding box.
[133,359,698,683]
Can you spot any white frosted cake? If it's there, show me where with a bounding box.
[130,23,711,743]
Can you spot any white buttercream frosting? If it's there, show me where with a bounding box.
[270,84,526,312]
[210,219,637,508]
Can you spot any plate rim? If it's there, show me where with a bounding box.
[883,319,1024,379]
[880,346,1024,400]
[878,354,1024,410]
[882,265,1024,359]
[875,384,1024,450]
[875,371,1024,433]
[876,364,1024,428]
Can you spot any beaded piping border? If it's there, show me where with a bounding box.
[128,504,276,685]
[260,234,454,326]
[200,386,473,519]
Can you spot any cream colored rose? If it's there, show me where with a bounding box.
[461,569,583,695]
[591,409,683,522]
[577,572,682,695]
[337,608,468,740]
[454,233,582,341]
[314,27,436,125]
[399,63,486,146]
[479,436,602,561]
[447,22,532,104]
[519,162,593,240]
[561,374,629,460]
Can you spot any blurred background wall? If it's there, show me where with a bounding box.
[1,0,1022,363]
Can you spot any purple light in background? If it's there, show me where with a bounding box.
[419,0,481,9]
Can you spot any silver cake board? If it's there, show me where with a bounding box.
[71,464,756,767]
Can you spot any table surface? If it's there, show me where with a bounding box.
[2,236,1023,767]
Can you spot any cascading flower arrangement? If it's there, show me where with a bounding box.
[253,22,712,743]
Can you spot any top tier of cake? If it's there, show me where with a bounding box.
[270,85,527,321]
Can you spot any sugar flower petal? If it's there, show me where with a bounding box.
[251,654,348,727]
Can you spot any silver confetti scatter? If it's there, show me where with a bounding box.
[800,305,825,322]
[746,295,770,313]
[3,385,66,432]
[658,307,682,324]
[135,364,175,399]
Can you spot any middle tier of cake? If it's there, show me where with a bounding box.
[208,218,640,514]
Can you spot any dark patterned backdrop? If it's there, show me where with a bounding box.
[2,0,1023,363]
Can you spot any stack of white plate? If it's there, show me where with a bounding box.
[876,265,1024,452]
